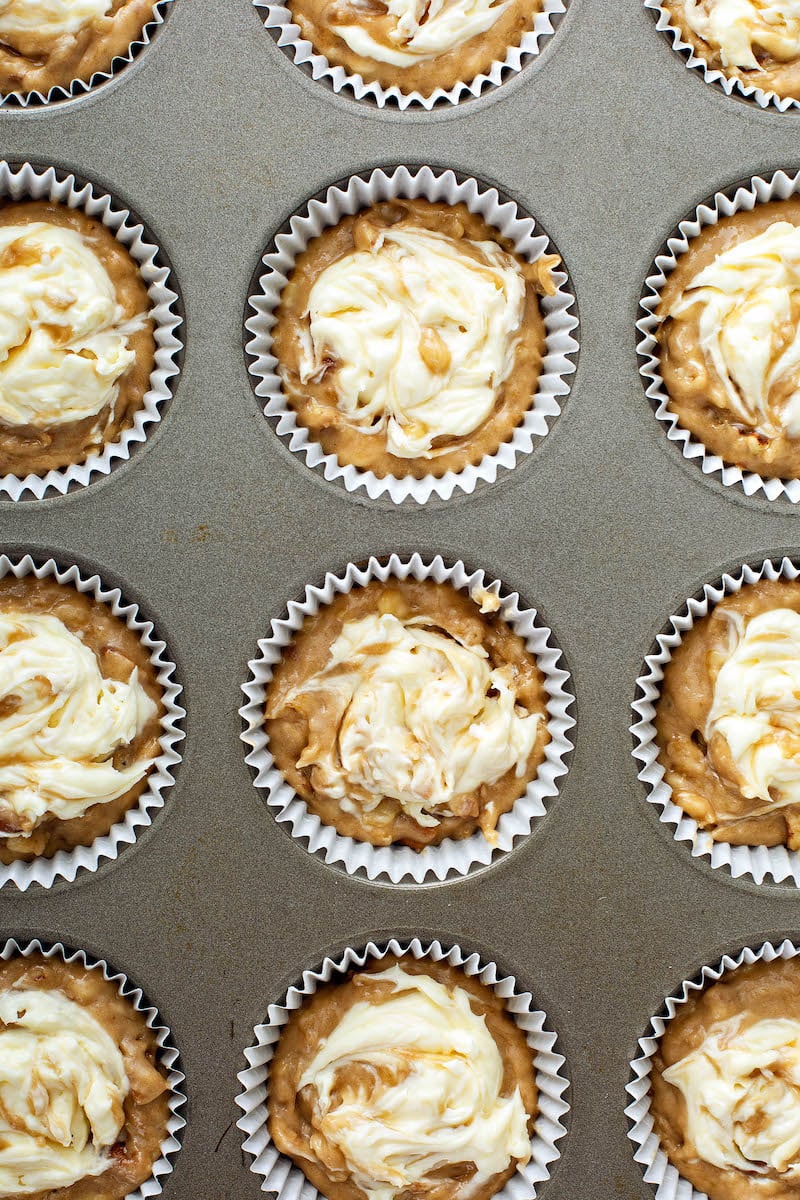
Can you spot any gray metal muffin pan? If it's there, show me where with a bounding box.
[3,0,800,1196]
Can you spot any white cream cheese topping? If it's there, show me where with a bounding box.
[707,606,800,811]
[332,0,511,67]
[297,225,526,459]
[662,1015,800,1176]
[284,611,541,826]
[0,0,111,38]
[0,610,158,837]
[0,221,142,429]
[680,0,800,70]
[0,986,128,1195]
[669,221,800,439]
[298,964,531,1200]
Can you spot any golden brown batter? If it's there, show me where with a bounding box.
[265,578,550,849]
[269,955,537,1200]
[0,952,170,1200]
[655,578,800,849]
[288,0,544,94]
[663,0,800,100]
[0,575,163,865]
[273,199,557,480]
[656,199,800,480]
[652,958,800,1200]
[0,1,159,98]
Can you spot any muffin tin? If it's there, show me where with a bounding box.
[5,0,800,1197]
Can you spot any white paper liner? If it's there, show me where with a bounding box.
[0,554,184,892]
[631,554,800,886]
[254,0,566,109]
[638,167,800,503]
[246,165,578,505]
[237,937,569,1199]
[626,937,800,1200]
[645,0,800,113]
[0,160,182,500]
[0,936,185,1197]
[240,552,574,884]
[0,1,175,110]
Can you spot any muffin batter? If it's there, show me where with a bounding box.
[273,199,558,479]
[265,578,550,848]
[269,955,537,1200]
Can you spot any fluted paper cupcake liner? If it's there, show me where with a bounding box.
[638,168,800,503]
[246,165,578,504]
[0,161,182,500]
[626,937,800,1200]
[237,937,569,1198]
[240,552,574,884]
[0,1,175,110]
[254,0,566,109]
[0,554,184,891]
[0,937,185,1197]
[631,554,800,886]
[645,0,800,113]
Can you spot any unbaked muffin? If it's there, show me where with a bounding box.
[655,198,800,480]
[662,0,800,102]
[652,956,800,1200]
[0,575,163,864]
[655,577,800,849]
[0,199,154,478]
[287,0,545,96]
[0,951,170,1200]
[269,954,537,1200]
[0,0,161,98]
[273,198,559,481]
[265,577,550,849]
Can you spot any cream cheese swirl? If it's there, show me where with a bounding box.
[668,221,800,439]
[280,611,541,827]
[0,986,128,1195]
[298,225,526,459]
[680,0,800,70]
[662,1015,800,1176]
[0,0,111,37]
[298,965,531,1200]
[0,221,142,430]
[0,610,158,837]
[707,607,800,811]
[332,0,511,67]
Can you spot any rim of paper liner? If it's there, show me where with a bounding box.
[245,165,579,505]
[644,0,800,114]
[631,554,800,887]
[253,0,566,110]
[237,936,570,1200]
[637,167,800,503]
[626,937,800,1200]
[0,1,175,110]
[0,160,182,500]
[0,936,186,1198]
[0,554,184,892]
[240,552,575,885]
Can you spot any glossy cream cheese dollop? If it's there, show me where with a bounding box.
[668,221,800,439]
[0,221,141,429]
[331,0,511,67]
[0,0,111,37]
[0,986,128,1195]
[298,965,531,1200]
[680,0,800,70]
[662,1015,800,1176]
[284,611,541,826]
[297,225,526,459]
[706,607,800,810]
[0,610,158,837]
